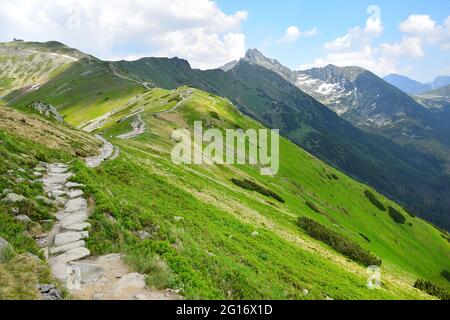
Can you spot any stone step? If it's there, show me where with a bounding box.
[50,240,86,255]
[51,247,90,264]
[54,231,89,247]
[65,182,85,189]
[64,198,88,213]
[64,222,91,231]
[58,210,89,227]
[68,190,84,199]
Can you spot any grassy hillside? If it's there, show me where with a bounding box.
[2,87,449,299]
[6,42,450,230]
[114,58,450,231]
[1,42,449,299]
[0,103,100,299]
[0,41,86,97]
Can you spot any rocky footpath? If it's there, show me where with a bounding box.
[35,158,179,300]
[85,135,117,168]
[37,162,91,282]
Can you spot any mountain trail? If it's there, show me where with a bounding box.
[37,162,180,300]
[85,135,116,168]
[117,115,146,139]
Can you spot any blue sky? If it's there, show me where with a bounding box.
[217,0,450,81]
[1,0,449,82]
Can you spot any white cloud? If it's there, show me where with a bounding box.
[0,0,248,69]
[302,6,449,77]
[380,36,424,59]
[399,14,450,49]
[276,26,318,43]
[303,5,397,75]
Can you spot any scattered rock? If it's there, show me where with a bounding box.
[2,193,26,203]
[11,207,20,215]
[0,236,13,262]
[37,284,63,300]
[251,231,259,237]
[2,189,12,195]
[138,230,151,240]
[174,216,184,222]
[302,289,309,295]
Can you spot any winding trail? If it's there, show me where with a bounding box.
[157,89,193,114]
[39,163,91,283]
[37,159,180,300]
[85,135,116,168]
[117,115,146,140]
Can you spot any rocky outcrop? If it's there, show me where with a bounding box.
[37,284,63,300]
[0,236,13,262]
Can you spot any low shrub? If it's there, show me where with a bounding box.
[364,190,386,211]
[387,206,406,224]
[359,233,371,243]
[209,111,220,120]
[442,270,450,283]
[414,279,450,300]
[297,217,381,267]
[231,178,285,203]
[305,200,321,213]
[124,254,171,290]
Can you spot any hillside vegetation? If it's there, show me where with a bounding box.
[0,42,449,300]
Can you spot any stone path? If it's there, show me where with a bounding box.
[37,162,181,300]
[117,115,146,139]
[38,162,91,283]
[85,135,116,168]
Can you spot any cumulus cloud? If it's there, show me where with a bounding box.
[276,26,318,43]
[0,0,248,69]
[399,14,450,49]
[302,6,450,76]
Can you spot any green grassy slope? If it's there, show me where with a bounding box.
[0,104,99,299]
[5,43,450,230]
[0,41,85,97]
[114,58,450,231]
[62,87,449,299]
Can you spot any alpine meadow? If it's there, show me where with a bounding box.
[0,0,449,305]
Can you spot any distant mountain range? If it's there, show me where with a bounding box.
[240,49,450,155]
[383,73,450,94]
